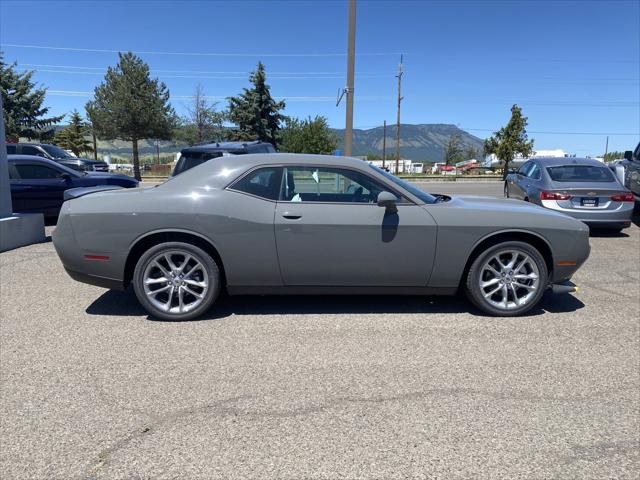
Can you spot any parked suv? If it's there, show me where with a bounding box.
[172,141,275,176]
[6,143,109,172]
[610,142,640,204]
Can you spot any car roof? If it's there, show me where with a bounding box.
[7,154,59,164]
[181,140,266,153]
[532,157,607,167]
[165,153,380,191]
[226,153,368,168]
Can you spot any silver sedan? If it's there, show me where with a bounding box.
[53,154,590,320]
[505,157,635,232]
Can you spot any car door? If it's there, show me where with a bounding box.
[274,165,438,286]
[12,162,70,216]
[510,162,532,199]
[523,162,543,203]
[7,162,25,211]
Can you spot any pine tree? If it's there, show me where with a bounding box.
[227,62,287,146]
[0,54,63,141]
[484,104,535,179]
[55,110,93,157]
[86,52,176,180]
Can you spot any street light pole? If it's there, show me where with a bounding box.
[344,0,356,157]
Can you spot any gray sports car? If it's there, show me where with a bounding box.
[53,154,590,320]
[505,157,634,231]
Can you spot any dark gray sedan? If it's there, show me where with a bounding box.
[505,157,634,232]
[53,154,590,320]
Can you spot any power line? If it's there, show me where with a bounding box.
[1,43,399,57]
[44,89,638,109]
[16,67,390,80]
[462,127,638,136]
[20,63,388,75]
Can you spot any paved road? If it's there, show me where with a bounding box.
[1,183,639,479]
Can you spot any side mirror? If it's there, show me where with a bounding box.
[61,173,72,181]
[624,151,633,161]
[377,191,398,213]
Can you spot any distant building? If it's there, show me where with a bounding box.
[482,149,574,168]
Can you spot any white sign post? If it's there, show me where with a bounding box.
[0,94,45,252]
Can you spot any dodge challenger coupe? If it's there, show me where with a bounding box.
[53,154,590,320]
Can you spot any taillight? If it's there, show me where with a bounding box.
[610,192,635,202]
[540,191,571,201]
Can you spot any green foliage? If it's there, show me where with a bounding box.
[86,52,176,180]
[364,152,385,161]
[484,104,534,179]
[0,53,63,141]
[604,151,625,161]
[279,116,337,155]
[443,134,464,165]
[55,110,93,156]
[176,84,226,145]
[227,62,287,146]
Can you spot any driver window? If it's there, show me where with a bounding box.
[280,166,390,203]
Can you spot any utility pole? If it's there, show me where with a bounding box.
[92,131,98,160]
[395,54,403,173]
[382,120,387,169]
[604,136,609,160]
[344,0,356,156]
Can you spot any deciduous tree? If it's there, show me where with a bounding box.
[443,134,463,165]
[279,116,337,155]
[177,84,226,145]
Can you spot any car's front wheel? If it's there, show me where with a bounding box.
[464,241,548,316]
[133,242,221,320]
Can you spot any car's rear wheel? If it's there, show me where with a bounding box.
[133,242,221,320]
[464,241,548,317]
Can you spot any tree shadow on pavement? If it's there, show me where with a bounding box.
[86,288,584,322]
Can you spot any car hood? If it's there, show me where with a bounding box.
[441,195,580,221]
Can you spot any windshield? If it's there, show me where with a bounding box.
[368,164,437,204]
[547,165,615,183]
[42,144,75,159]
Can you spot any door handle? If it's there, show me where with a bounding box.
[282,212,302,220]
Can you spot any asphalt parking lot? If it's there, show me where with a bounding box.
[1,181,639,479]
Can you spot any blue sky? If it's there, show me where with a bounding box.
[1,0,638,155]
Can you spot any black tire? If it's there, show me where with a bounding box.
[504,183,509,198]
[133,242,221,320]
[464,241,548,317]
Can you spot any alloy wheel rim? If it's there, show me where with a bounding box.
[479,249,540,310]
[142,250,209,314]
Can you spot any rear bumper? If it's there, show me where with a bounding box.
[64,267,125,290]
[541,200,634,228]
